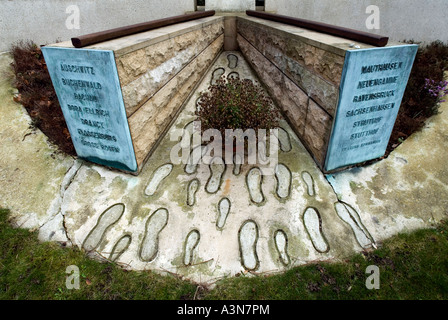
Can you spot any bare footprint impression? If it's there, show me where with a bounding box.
[205,157,225,194]
[274,163,291,199]
[227,53,238,69]
[216,197,231,230]
[274,229,290,266]
[83,203,125,252]
[246,167,264,204]
[109,234,132,262]
[211,67,225,85]
[139,208,169,262]
[274,127,292,152]
[239,220,259,271]
[187,178,200,206]
[184,229,200,266]
[145,163,173,196]
[303,207,329,253]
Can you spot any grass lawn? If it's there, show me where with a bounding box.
[1,208,447,300]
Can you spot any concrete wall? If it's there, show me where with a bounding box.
[0,0,195,53]
[236,16,347,168]
[3,0,445,53]
[45,16,224,172]
[206,0,255,12]
[265,0,448,44]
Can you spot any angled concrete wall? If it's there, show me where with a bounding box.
[206,0,255,12]
[44,16,224,173]
[265,0,448,44]
[236,15,416,171]
[0,0,195,53]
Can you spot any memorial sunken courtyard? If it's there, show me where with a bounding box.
[1,10,447,287]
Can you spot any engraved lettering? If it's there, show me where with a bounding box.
[60,64,95,75]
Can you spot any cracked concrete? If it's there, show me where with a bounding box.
[1,51,447,285]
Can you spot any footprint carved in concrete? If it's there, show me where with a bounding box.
[83,203,125,252]
[180,121,195,150]
[246,167,264,204]
[139,208,169,262]
[109,234,132,262]
[274,230,290,266]
[187,179,200,206]
[145,163,173,196]
[185,145,208,174]
[227,53,238,69]
[257,140,268,163]
[233,153,242,176]
[274,127,292,152]
[334,202,375,249]
[275,163,291,199]
[216,197,231,230]
[205,157,225,193]
[184,229,200,266]
[303,207,329,253]
[301,171,315,197]
[239,220,259,271]
[211,67,225,85]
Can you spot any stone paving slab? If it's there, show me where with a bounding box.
[1,51,447,285]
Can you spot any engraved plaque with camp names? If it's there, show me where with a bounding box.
[42,47,137,172]
[325,45,418,172]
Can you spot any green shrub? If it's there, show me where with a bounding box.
[195,75,280,139]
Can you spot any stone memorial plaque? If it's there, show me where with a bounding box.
[325,45,418,172]
[41,47,137,172]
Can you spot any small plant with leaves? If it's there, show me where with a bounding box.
[195,75,280,143]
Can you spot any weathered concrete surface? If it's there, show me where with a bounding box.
[0,52,75,241]
[1,51,447,286]
[60,51,366,283]
[206,0,255,12]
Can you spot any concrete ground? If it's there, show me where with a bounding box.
[1,51,447,285]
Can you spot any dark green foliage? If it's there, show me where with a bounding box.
[195,75,280,138]
[388,41,448,154]
[0,209,196,300]
[10,40,75,156]
[205,220,448,300]
[1,207,448,300]
[405,41,448,117]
